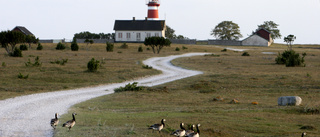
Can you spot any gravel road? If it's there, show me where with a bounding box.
[0,52,208,137]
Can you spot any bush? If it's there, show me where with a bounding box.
[87,58,100,72]
[56,42,66,50]
[175,47,180,51]
[36,43,43,50]
[120,43,128,49]
[242,52,250,56]
[275,50,306,67]
[12,47,22,57]
[142,65,152,69]
[50,59,68,65]
[221,49,227,52]
[20,44,28,51]
[18,73,29,79]
[114,82,144,93]
[182,46,188,50]
[71,42,79,51]
[106,42,114,52]
[25,56,42,67]
[138,46,143,52]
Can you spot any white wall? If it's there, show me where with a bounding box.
[115,30,165,42]
[242,35,269,47]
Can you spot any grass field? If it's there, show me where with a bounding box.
[1,43,320,136]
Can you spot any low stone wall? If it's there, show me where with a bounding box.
[208,40,242,46]
[76,39,114,43]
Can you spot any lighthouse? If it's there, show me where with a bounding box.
[147,0,160,20]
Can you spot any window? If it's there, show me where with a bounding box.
[136,33,141,41]
[118,33,122,38]
[155,33,159,37]
[136,33,141,39]
[126,33,131,39]
[147,33,151,37]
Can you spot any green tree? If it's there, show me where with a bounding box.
[87,58,100,72]
[0,30,26,56]
[144,37,171,54]
[284,34,296,50]
[25,35,39,48]
[84,39,94,50]
[257,21,281,40]
[165,25,175,39]
[211,21,243,40]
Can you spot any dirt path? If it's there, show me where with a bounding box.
[0,52,208,137]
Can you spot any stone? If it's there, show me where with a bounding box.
[278,96,302,106]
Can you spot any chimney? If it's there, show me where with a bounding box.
[133,17,135,21]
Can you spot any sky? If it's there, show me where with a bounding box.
[1,0,320,44]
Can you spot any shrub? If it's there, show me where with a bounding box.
[2,62,6,67]
[50,59,68,65]
[87,58,100,72]
[114,82,144,93]
[71,42,79,51]
[142,65,152,69]
[221,49,227,52]
[12,47,22,57]
[18,73,29,79]
[56,42,66,50]
[20,44,28,51]
[275,50,306,67]
[182,46,188,50]
[106,42,114,52]
[175,47,180,51]
[120,43,128,49]
[242,52,250,56]
[146,47,150,50]
[138,46,143,52]
[36,43,43,50]
[25,56,42,67]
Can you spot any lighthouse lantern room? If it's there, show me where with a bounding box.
[147,0,160,20]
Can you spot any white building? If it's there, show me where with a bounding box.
[113,18,166,43]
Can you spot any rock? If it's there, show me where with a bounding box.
[278,96,302,106]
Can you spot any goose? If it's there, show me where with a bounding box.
[50,113,59,129]
[302,132,307,137]
[148,119,166,133]
[185,124,195,136]
[171,122,186,136]
[62,112,77,131]
[186,124,200,137]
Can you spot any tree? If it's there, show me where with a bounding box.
[211,21,243,40]
[0,30,26,56]
[144,37,171,54]
[25,35,39,48]
[165,25,188,39]
[257,21,281,40]
[165,25,175,39]
[284,34,296,50]
[84,39,94,50]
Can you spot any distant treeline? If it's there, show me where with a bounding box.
[73,31,115,40]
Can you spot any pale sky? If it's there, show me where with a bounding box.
[1,0,319,44]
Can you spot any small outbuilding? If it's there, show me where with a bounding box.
[12,26,34,36]
[242,28,273,47]
[113,17,166,43]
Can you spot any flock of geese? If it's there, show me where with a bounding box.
[148,119,201,137]
[50,114,307,137]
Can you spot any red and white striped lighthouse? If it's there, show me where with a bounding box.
[147,0,160,20]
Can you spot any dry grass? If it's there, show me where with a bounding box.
[51,44,320,136]
[1,43,207,100]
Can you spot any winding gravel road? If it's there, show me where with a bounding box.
[0,52,208,137]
